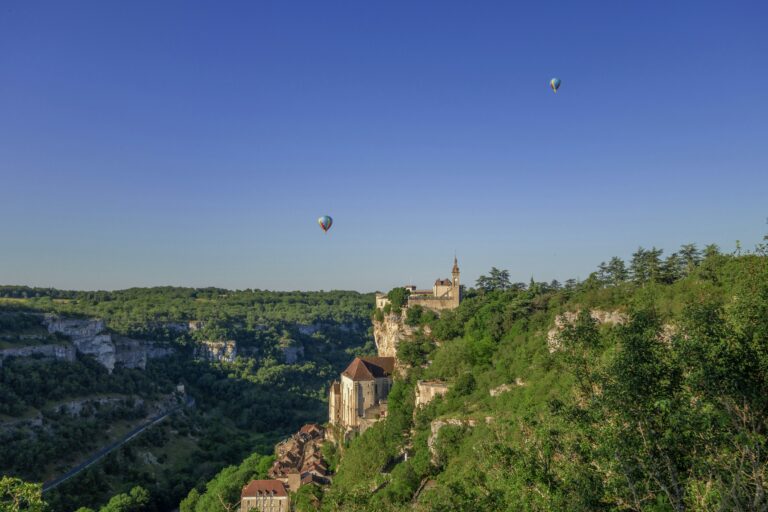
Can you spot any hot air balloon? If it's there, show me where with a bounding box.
[550,78,561,93]
[318,215,333,233]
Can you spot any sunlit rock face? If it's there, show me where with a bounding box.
[194,340,238,363]
[373,314,416,358]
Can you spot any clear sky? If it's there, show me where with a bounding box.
[1,1,766,292]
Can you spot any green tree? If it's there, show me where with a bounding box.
[386,287,410,314]
[475,267,511,292]
[101,486,150,512]
[0,477,47,512]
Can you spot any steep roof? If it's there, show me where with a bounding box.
[360,357,395,377]
[434,279,452,286]
[342,356,395,381]
[241,479,288,498]
[342,358,374,380]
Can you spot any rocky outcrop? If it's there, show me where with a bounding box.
[489,378,525,397]
[547,310,628,353]
[45,317,117,370]
[114,337,147,369]
[547,310,679,352]
[43,316,174,371]
[194,340,237,363]
[428,417,493,463]
[0,344,76,367]
[373,314,425,359]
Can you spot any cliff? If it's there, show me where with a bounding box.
[373,313,418,359]
[546,309,628,353]
[43,316,174,372]
[0,343,76,367]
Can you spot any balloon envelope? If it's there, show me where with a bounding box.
[318,215,333,233]
[550,78,561,93]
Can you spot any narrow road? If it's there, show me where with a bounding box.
[42,396,194,493]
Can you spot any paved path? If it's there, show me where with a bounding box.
[42,396,194,493]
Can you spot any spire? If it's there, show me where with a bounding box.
[452,256,459,274]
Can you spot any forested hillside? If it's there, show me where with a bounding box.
[319,240,768,511]
[0,288,374,511]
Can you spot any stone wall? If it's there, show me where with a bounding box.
[407,296,458,312]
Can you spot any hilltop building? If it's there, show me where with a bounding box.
[328,356,395,432]
[240,480,290,512]
[375,257,462,313]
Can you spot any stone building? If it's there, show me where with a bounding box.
[375,257,462,313]
[240,480,290,512]
[328,356,395,432]
[415,380,450,408]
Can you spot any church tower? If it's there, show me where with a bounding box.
[451,257,461,305]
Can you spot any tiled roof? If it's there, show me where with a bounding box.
[241,479,288,498]
[342,358,374,380]
[360,357,395,377]
[343,356,396,381]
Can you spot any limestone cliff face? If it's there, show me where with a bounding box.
[45,317,117,370]
[43,316,174,371]
[373,314,416,359]
[0,343,76,367]
[546,309,677,352]
[546,310,628,353]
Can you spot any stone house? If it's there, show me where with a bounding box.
[328,356,395,432]
[240,480,290,512]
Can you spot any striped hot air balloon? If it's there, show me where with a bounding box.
[318,215,333,233]
[550,78,561,93]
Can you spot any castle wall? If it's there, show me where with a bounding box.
[407,296,459,312]
[433,284,452,298]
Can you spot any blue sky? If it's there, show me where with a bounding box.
[1,1,766,292]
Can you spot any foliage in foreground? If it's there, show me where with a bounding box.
[320,240,768,511]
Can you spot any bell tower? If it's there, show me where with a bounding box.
[451,256,461,304]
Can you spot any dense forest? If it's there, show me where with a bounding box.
[0,289,375,511]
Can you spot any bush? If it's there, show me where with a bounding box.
[387,288,410,314]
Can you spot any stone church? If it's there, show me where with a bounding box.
[328,356,395,433]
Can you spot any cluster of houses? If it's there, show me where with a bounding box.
[268,423,330,489]
[240,424,329,512]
